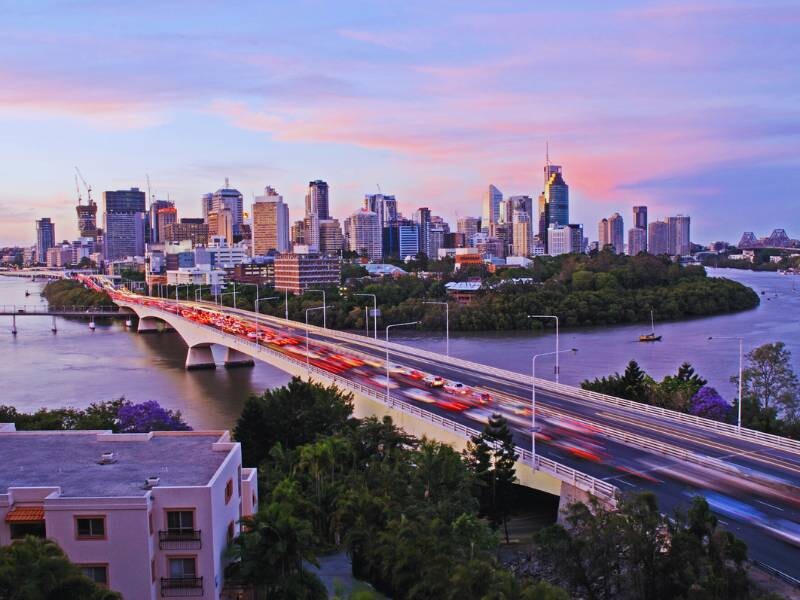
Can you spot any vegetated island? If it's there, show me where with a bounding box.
[41,278,113,308]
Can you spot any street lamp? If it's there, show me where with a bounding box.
[385,321,420,405]
[528,315,560,383]
[423,301,450,357]
[531,348,577,464]
[306,289,327,328]
[708,336,744,432]
[355,293,378,339]
[254,296,279,343]
[305,305,332,374]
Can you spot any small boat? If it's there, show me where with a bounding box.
[639,310,661,342]
[24,290,30,296]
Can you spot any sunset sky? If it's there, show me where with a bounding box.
[1,0,798,245]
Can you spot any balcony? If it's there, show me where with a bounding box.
[158,529,202,550]
[160,576,203,597]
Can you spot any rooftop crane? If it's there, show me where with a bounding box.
[74,175,83,205]
[75,167,94,206]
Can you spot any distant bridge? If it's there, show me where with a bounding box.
[0,304,127,334]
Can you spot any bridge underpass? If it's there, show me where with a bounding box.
[111,296,800,581]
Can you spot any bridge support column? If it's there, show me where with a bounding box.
[224,348,255,369]
[186,345,216,370]
[137,317,161,333]
[11,314,17,336]
[557,482,606,524]
[51,315,57,333]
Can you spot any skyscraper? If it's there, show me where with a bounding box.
[648,221,670,255]
[319,219,344,256]
[633,206,648,230]
[207,207,234,246]
[252,186,290,255]
[598,218,610,250]
[149,199,174,244]
[628,227,647,256]
[364,193,397,226]
[201,193,214,221]
[481,185,502,232]
[35,218,55,264]
[305,180,330,220]
[103,188,147,260]
[668,215,691,255]
[512,211,531,256]
[609,213,624,254]
[544,166,569,227]
[207,179,244,236]
[156,206,178,244]
[548,224,583,256]
[457,216,480,245]
[413,207,432,257]
[348,208,382,261]
[76,191,98,240]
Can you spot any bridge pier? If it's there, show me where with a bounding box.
[557,482,607,524]
[137,316,161,333]
[11,314,17,336]
[185,345,216,370]
[224,348,255,369]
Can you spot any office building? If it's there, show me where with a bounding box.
[76,198,98,240]
[303,212,320,251]
[35,218,55,264]
[668,215,691,255]
[206,180,244,236]
[364,193,397,226]
[568,224,585,254]
[207,208,234,246]
[290,220,305,247]
[195,237,248,270]
[274,253,341,294]
[251,186,290,256]
[46,244,72,268]
[481,185,503,232]
[428,227,445,259]
[0,426,258,600]
[499,198,514,225]
[444,232,466,248]
[628,227,647,256]
[156,207,178,245]
[383,220,419,259]
[305,180,330,220]
[609,213,624,254]
[201,192,214,221]
[164,219,209,246]
[230,261,275,285]
[348,208,382,261]
[548,224,584,256]
[457,217,480,244]
[413,207,432,257]
[103,188,147,260]
[147,200,173,244]
[319,219,343,256]
[544,167,569,227]
[536,192,549,250]
[648,220,670,255]
[633,206,648,231]
[512,211,531,256]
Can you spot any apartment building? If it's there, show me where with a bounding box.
[273,253,341,294]
[0,426,258,600]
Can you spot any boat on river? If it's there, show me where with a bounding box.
[639,310,661,342]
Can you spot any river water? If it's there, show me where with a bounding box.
[1,268,797,430]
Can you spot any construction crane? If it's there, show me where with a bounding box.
[146,174,153,203]
[75,167,93,206]
[74,175,83,205]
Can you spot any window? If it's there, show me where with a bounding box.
[10,521,45,540]
[76,517,105,539]
[81,565,108,586]
[169,557,196,579]
[225,479,233,504]
[166,511,194,533]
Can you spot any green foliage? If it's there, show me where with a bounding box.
[536,492,752,600]
[41,279,113,308]
[0,537,121,599]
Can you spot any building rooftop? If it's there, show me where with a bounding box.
[0,429,231,498]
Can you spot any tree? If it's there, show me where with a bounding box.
[689,387,731,421]
[117,400,191,432]
[234,377,355,467]
[0,537,121,599]
[735,342,799,432]
[581,360,651,404]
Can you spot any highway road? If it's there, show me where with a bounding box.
[91,279,800,583]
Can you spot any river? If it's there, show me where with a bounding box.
[1,268,797,430]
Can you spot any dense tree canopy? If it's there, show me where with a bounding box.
[42,279,112,308]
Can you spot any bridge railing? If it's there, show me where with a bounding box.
[279,316,800,455]
[0,305,120,314]
[120,301,619,505]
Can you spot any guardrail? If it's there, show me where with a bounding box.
[0,304,121,314]
[120,300,619,505]
[753,560,800,588]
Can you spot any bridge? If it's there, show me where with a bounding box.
[100,288,800,583]
[0,304,127,334]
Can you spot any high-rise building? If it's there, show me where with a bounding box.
[544,166,569,227]
[648,220,670,255]
[537,192,549,249]
[568,224,585,254]
[668,215,691,255]
[251,186,290,255]
[274,253,341,294]
[633,206,648,231]
[364,193,397,226]
[156,207,178,245]
[207,179,243,236]
[290,220,305,247]
[148,200,174,244]
[628,227,647,256]
[457,216,480,245]
[348,208,382,261]
[499,198,514,225]
[598,218,610,250]
[201,192,214,221]
[319,219,344,256]
[164,219,209,246]
[103,188,147,260]
[609,213,624,254]
[383,219,419,259]
[481,185,502,232]
[512,211,531,256]
[413,207,432,257]
[548,224,583,256]
[35,218,55,264]
[305,180,330,220]
[428,227,445,259]
[76,194,98,240]
[207,208,234,246]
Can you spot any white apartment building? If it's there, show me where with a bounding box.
[0,427,258,600]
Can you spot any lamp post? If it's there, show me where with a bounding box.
[423,301,449,357]
[254,296,279,343]
[708,336,744,432]
[528,315,560,383]
[305,306,331,374]
[306,289,327,328]
[385,321,420,405]
[355,293,378,339]
[531,348,577,464]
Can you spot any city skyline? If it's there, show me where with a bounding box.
[1,1,798,245]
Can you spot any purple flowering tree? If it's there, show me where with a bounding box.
[689,386,731,421]
[116,400,192,433]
